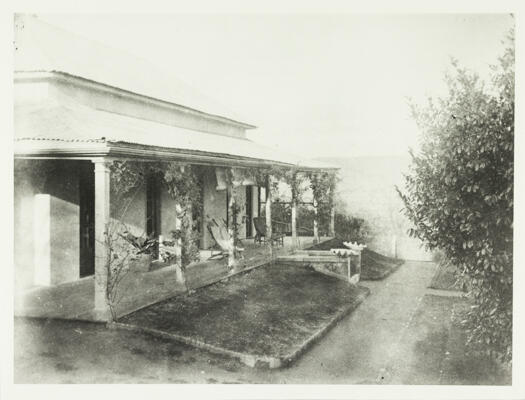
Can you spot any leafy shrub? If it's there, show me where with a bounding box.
[397,31,514,363]
[270,201,291,227]
[334,213,371,244]
[119,231,157,255]
[264,201,370,242]
[263,202,332,236]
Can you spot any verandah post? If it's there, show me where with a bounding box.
[328,171,336,237]
[174,202,183,268]
[93,158,111,321]
[290,170,299,249]
[173,165,184,272]
[313,196,319,244]
[291,195,298,248]
[227,169,236,269]
[265,174,273,249]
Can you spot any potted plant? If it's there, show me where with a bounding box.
[120,231,157,273]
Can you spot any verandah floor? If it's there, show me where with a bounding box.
[14,236,330,322]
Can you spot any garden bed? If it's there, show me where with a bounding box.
[307,238,404,280]
[117,263,369,368]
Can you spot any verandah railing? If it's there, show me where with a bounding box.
[258,200,332,237]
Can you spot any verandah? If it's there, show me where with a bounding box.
[94,158,338,320]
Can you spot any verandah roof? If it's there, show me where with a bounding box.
[14,100,336,171]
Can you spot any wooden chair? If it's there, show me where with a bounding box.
[253,217,287,247]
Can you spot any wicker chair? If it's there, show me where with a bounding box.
[253,217,287,246]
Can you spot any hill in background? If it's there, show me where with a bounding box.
[317,155,432,261]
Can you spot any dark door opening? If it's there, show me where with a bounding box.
[245,186,253,237]
[258,186,262,216]
[146,174,161,259]
[79,162,95,278]
[226,189,230,230]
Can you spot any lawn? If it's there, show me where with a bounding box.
[391,294,511,385]
[14,261,510,384]
[307,238,404,280]
[118,263,369,363]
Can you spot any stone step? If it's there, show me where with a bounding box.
[276,255,343,263]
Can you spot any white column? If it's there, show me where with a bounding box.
[227,182,236,268]
[93,159,111,320]
[291,198,298,248]
[251,185,258,235]
[265,175,272,245]
[174,165,185,268]
[174,203,183,267]
[313,197,319,244]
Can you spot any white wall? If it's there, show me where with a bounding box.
[200,167,257,248]
[201,167,227,249]
[234,186,247,239]
[14,160,82,288]
[331,155,433,261]
[160,185,178,237]
[111,183,147,237]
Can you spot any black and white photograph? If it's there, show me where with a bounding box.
[2,3,524,399]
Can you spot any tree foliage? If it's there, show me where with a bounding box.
[306,170,338,229]
[397,31,514,363]
[156,163,202,269]
[306,170,337,205]
[334,213,371,244]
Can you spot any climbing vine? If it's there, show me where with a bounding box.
[238,166,270,188]
[156,162,202,269]
[239,165,309,201]
[107,162,337,271]
[305,170,338,237]
[160,163,202,209]
[109,160,148,220]
[222,168,245,252]
[279,168,308,202]
[103,160,149,320]
[108,160,203,277]
[306,170,337,206]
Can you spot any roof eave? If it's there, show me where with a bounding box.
[14,140,335,171]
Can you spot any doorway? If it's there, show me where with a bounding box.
[146,174,161,259]
[79,162,95,277]
[245,186,253,237]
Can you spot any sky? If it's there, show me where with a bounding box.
[38,13,513,159]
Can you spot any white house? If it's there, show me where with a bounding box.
[14,15,336,321]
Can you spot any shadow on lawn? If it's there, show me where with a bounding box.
[391,294,511,385]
